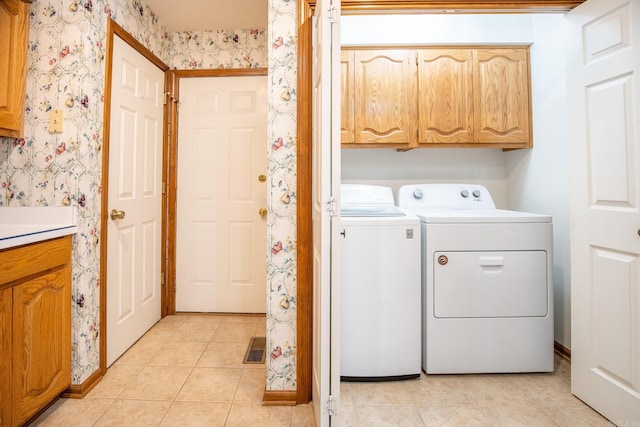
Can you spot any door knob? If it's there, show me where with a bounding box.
[259,208,267,217]
[110,209,126,220]
[258,174,267,183]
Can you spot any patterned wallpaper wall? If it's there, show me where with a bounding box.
[0,0,298,391]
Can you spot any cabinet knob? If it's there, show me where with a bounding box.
[258,174,267,183]
[259,208,267,217]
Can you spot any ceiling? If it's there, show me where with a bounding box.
[144,0,583,33]
[144,0,268,32]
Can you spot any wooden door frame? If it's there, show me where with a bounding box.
[164,68,269,315]
[295,0,586,405]
[165,69,270,315]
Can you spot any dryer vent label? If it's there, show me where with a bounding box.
[406,229,414,239]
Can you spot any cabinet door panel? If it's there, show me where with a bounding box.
[474,48,531,145]
[0,0,29,138]
[341,50,355,143]
[418,49,474,144]
[12,267,71,426]
[354,50,416,144]
[0,287,11,426]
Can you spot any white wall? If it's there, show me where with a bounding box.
[505,14,571,348]
[341,148,509,207]
[341,13,572,349]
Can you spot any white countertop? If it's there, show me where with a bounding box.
[0,207,78,250]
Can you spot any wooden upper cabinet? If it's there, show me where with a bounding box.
[0,0,29,138]
[353,49,417,145]
[341,50,355,144]
[474,48,531,146]
[417,49,474,144]
[342,46,532,149]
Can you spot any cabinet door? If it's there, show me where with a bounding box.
[417,49,474,144]
[474,48,531,146]
[341,50,355,144]
[354,50,417,145]
[0,287,11,427]
[12,267,71,426]
[0,0,29,138]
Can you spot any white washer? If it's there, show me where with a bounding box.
[397,183,554,374]
[340,184,421,380]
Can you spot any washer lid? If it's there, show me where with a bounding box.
[409,208,552,223]
[341,184,396,207]
[341,205,406,217]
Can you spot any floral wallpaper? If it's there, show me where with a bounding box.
[0,0,299,392]
[168,30,267,69]
[265,0,299,391]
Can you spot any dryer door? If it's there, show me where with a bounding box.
[433,251,548,318]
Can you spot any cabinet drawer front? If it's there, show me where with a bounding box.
[0,236,72,287]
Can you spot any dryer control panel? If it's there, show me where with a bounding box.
[397,184,496,210]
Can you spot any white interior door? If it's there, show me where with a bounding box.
[567,0,640,423]
[312,0,341,425]
[176,76,267,313]
[107,35,163,366]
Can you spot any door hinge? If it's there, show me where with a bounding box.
[161,272,165,285]
[325,197,338,217]
[326,395,337,416]
[328,5,338,24]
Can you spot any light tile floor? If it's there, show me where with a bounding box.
[32,314,315,427]
[32,314,613,426]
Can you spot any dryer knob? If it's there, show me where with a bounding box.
[460,190,469,198]
[472,189,482,198]
[413,189,424,199]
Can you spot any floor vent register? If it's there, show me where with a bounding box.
[243,336,266,364]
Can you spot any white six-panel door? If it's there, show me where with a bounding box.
[567,0,640,423]
[107,35,163,366]
[312,0,342,425]
[176,76,267,313]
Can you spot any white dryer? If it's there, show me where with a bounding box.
[340,184,421,380]
[397,183,553,374]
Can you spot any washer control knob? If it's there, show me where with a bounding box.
[460,190,469,198]
[472,189,482,198]
[413,189,424,199]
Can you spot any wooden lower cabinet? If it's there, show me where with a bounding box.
[0,288,12,427]
[0,236,72,427]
